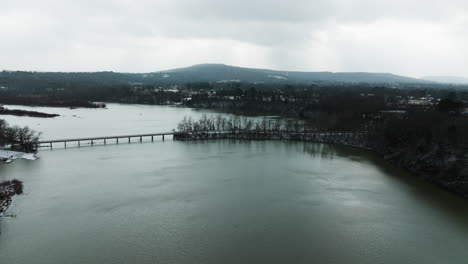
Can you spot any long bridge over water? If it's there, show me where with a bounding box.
[37,130,369,149]
[37,132,177,149]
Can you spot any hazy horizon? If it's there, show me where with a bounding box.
[1,0,467,78]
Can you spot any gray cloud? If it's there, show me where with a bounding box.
[0,0,467,77]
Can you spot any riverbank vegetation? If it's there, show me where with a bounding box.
[0,119,40,153]
[0,179,23,216]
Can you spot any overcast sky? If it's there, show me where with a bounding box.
[0,0,467,77]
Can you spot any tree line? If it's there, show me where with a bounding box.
[0,119,40,153]
[178,114,327,134]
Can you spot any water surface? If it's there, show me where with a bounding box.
[1,105,468,264]
[0,103,224,140]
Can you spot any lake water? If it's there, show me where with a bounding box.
[1,104,468,264]
[0,104,229,140]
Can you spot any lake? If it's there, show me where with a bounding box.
[0,103,230,140]
[1,104,468,264]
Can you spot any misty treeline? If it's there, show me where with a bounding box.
[0,119,40,153]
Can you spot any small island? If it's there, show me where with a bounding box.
[0,96,106,109]
[0,106,59,118]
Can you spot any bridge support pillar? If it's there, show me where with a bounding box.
[116,138,119,144]
[64,142,67,148]
[50,142,52,149]
[163,135,165,141]
[128,137,130,143]
[140,136,142,142]
[91,140,94,146]
[78,141,80,147]
[151,136,154,142]
[104,139,106,145]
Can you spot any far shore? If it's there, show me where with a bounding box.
[0,97,106,109]
[0,106,60,118]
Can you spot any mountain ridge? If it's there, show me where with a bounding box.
[0,63,436,88]
[154,63,426,84]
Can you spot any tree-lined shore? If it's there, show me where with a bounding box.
[0,119,40,154]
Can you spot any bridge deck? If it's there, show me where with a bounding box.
[38,132,175,144]
[36,130,365,149]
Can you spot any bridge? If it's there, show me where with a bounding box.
[37,132,177,149]
[36,130,370,150]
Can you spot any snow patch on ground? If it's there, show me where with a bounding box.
[0,149,38,163]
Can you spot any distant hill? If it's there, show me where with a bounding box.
[422,76,468,85]
[0,64,433,92]
[156,64,425,84]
